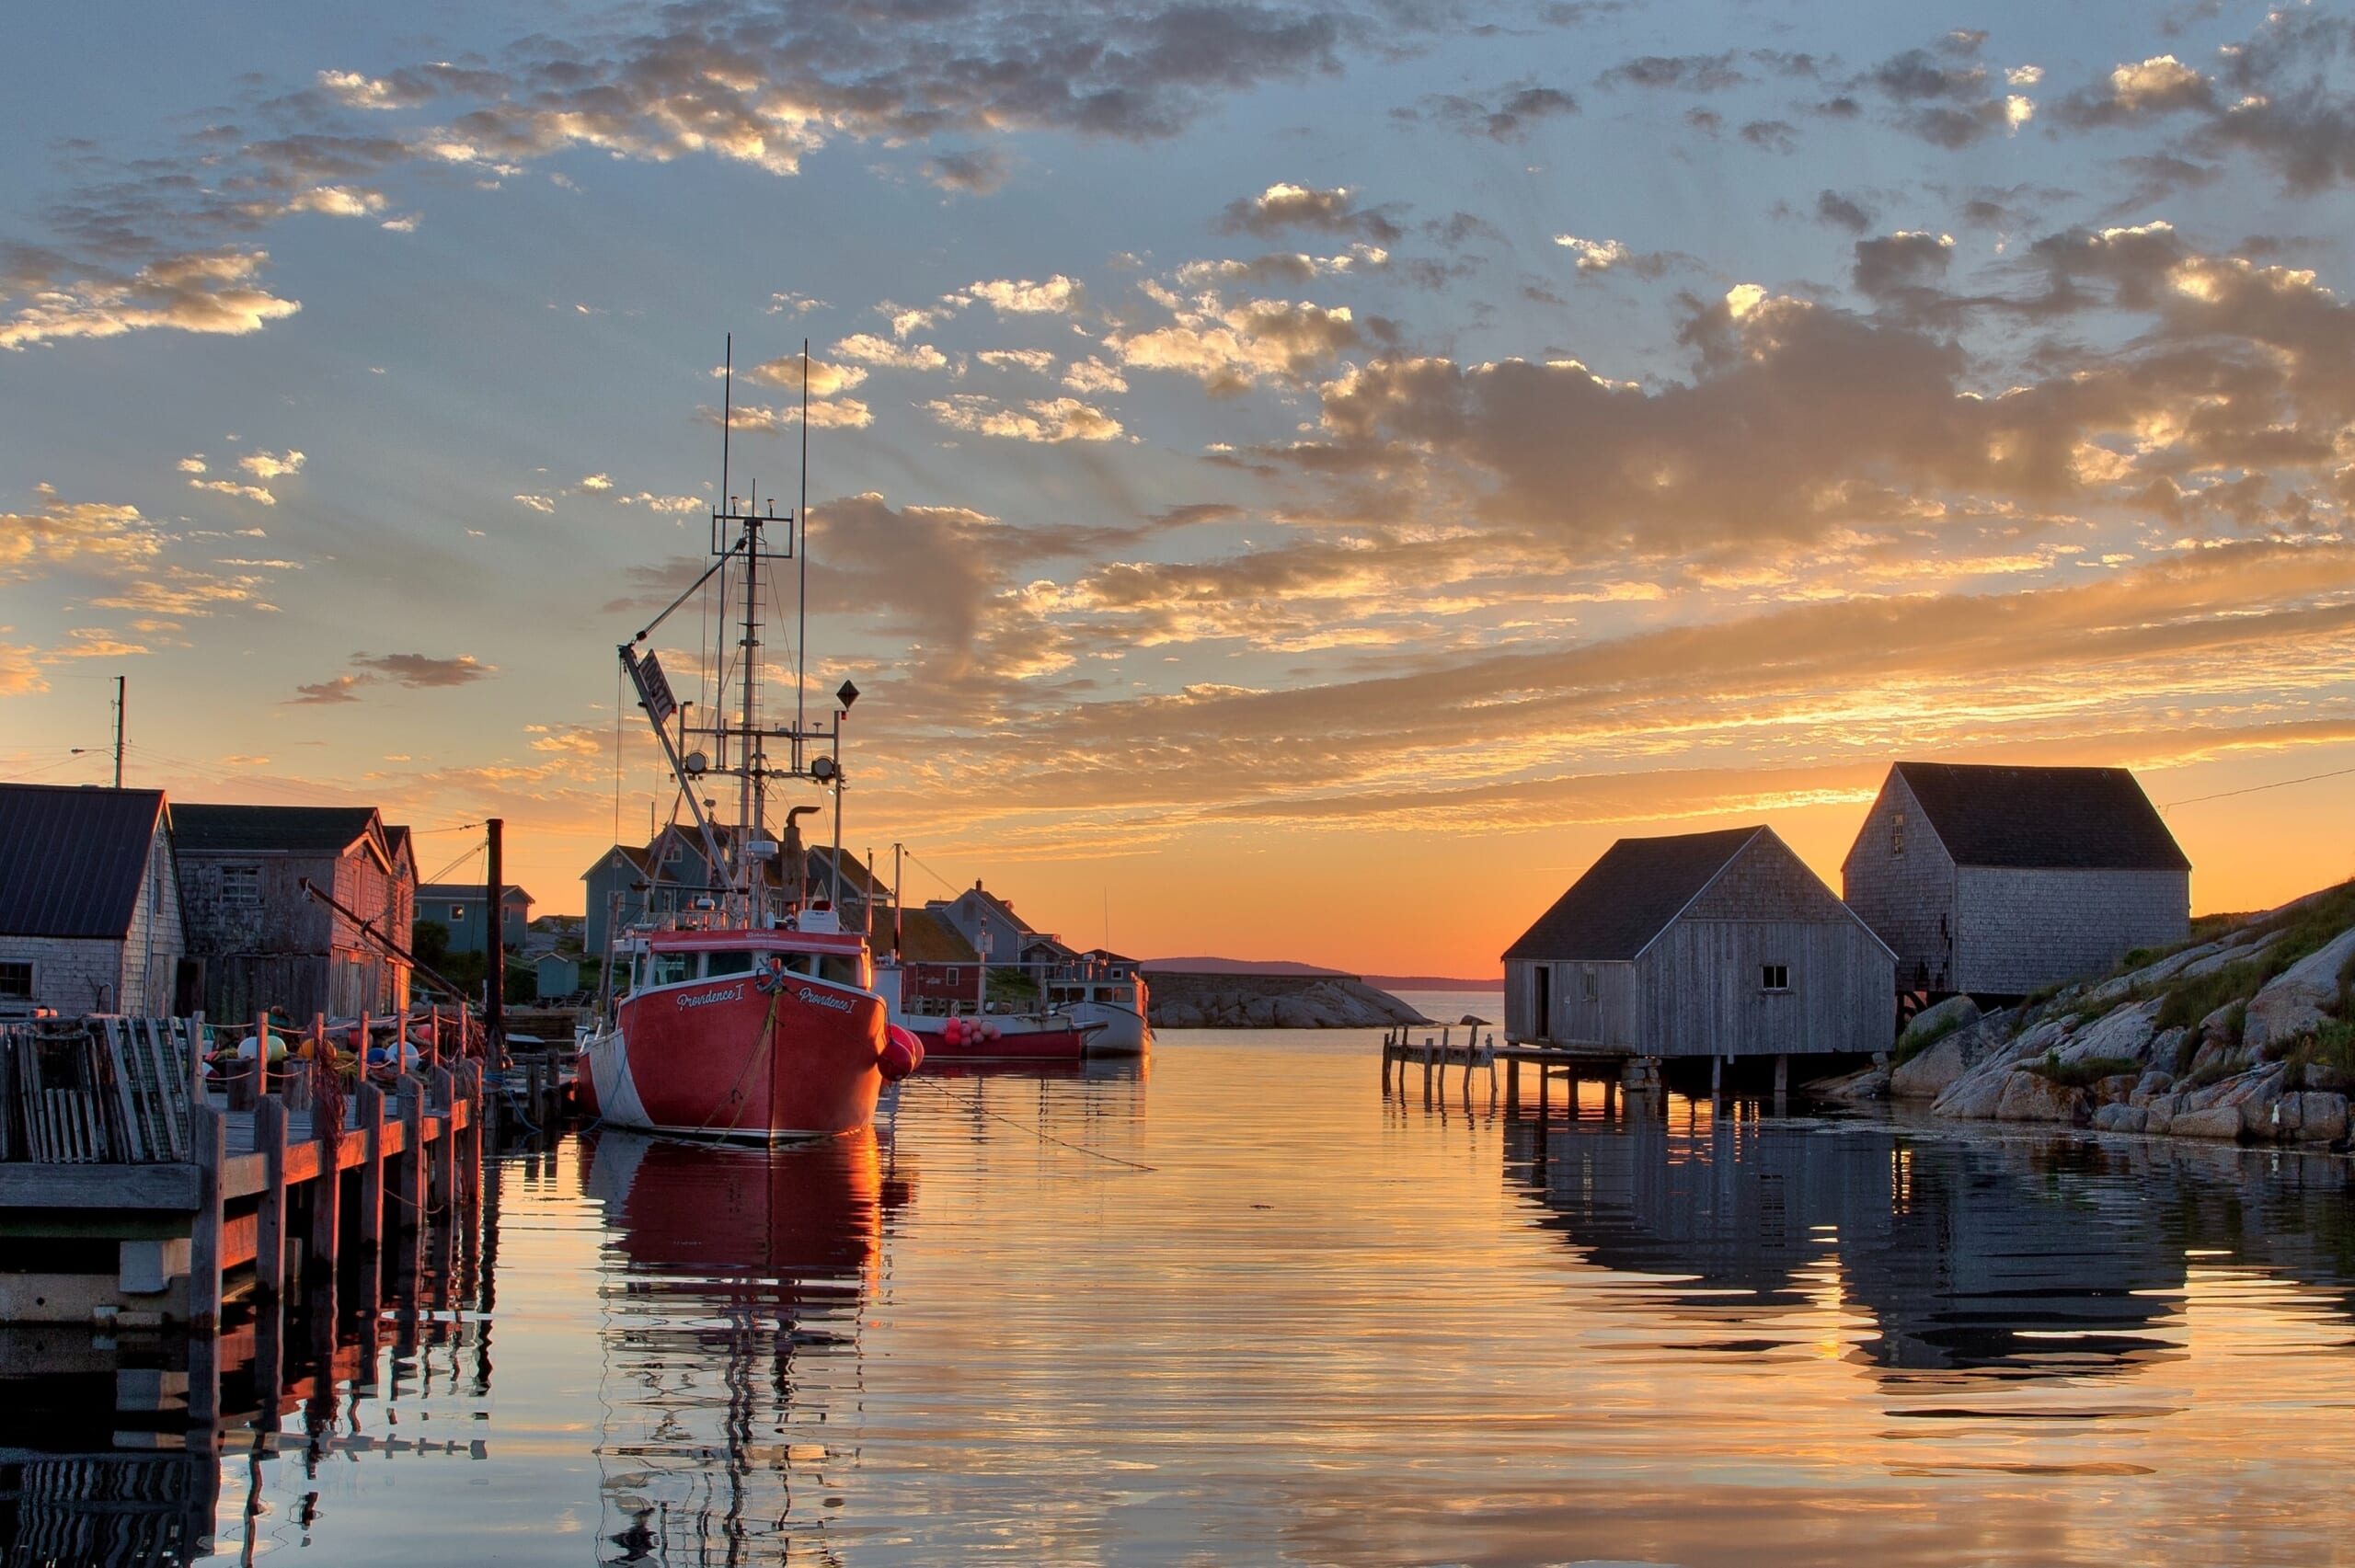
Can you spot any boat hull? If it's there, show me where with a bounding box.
[585,973,885,1139]
[903,1016,1096,1064]
[1070,999,1150,1056]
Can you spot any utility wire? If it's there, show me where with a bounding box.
[2163,762,2355,811]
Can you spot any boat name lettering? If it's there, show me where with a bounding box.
[798,986,855,1013]
[678,985,743,1010]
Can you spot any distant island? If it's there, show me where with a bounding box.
[1142,959,1431,1029]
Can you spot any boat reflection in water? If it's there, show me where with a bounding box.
[578,1126,906,1566]
[1504,1102,2280,1384]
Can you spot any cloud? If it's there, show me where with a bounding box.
[1858,37,2036,146]
[513,494,555,513]
[178,455,208,474]
[2056,54,2216,127]
[833,333,952,369]
[1815,189,1875,233]
[578,472,614,490]
[295,651,495,702]
[351,652,495,687]
[291,674,366,704]
[237,448,304,480]
[963,275,1085,315]
[0,487,165,578]
[1419,85,1579,141]
[716,399,875,431]
[925,395,1123,442]
[740,351,867,396]
[1108,294,1361,395]
[1553,235,1676,278]
[1596,52,1747,92]
[190,479,277,506]
[1216,183,1402,245]
[1063,356,1130,394]
[0,248,299,349]
[1852,231,1956,298]
[977,349,1057,372]
[615,492,704,513]
[922,149,1008,193]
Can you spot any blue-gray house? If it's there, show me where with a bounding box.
[419,882,533,956]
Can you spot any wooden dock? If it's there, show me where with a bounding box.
[1380,1024,1792,1114]
[0,1015,485,1332]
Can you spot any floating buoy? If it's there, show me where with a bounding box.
[880,1024,925,1081]
[943,1017,964,1047]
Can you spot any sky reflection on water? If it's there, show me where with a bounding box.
[8,1020,2355,1565]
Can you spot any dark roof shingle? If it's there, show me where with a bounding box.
[890,907,979,963]
[0,784,167,939]
[1503,827,1763,962]
[1893,762,2189,871]
[175,804,382,858]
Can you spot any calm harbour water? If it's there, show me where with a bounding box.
[13,997,2355,1565]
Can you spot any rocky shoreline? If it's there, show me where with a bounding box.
[1145,971,1431,1029]
[1813,881,2355,1148]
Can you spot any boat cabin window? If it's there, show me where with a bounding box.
[1109,987,1132,1002]
[651,952,694,987]
[820,953,862,987]
[703,950,754,977]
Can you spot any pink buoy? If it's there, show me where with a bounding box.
[883,1024,925,1081]
[943,1017,964,1047]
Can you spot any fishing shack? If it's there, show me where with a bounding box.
[1503,825,1895,1061]
[1841,761,2190,999]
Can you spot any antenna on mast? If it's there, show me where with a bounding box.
[720,334,732,515]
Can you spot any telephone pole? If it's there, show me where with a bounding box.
[112,676,125,788]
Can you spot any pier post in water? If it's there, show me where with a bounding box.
[1505,1056,1520,1115]
[254,1094,287,1302]
[399,1085,425,1230]
[1774,1053,1789,1114]
[356,1080,385,1253]
[188,1102,225,1337]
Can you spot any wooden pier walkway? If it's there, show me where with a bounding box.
[1379,1024,1792,1114]
[0,1015,485,1333]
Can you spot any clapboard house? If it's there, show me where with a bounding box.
[1842,762,2190,999]
[1503,826,1895,1059]
[176,804,408,1022]
[0,784,187,1017]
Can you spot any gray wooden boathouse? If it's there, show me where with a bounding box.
[1841,761,2189,999]
[1502,825,1895,1059]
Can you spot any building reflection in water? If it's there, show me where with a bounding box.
[1505,1095,2355,1385]
[578,1126,908,1568]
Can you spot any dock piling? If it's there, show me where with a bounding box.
[254,1094,287,1302]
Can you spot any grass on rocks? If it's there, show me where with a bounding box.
[2028,1053,2145,1090]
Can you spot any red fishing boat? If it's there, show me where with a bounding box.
[578,343,916,1139]
[896,1009,1103,1063]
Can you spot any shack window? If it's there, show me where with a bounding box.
[1762,964,1790,991]
[651,952,693,987]
[704,950,753,977]
[942,967,960,987]
[1890,811,1906,856]
[0,960,31,999]
[222,865,260,908]
[1580,967,1598,1002]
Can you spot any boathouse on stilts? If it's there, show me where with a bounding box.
[1500,825,1896,1098]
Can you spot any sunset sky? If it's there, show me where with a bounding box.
[6,0,2355,976]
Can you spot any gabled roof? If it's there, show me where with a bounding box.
[382,824,414,872]
[1504,826,1766,962]
[1891,761,2190,871]
[931,881,1036,935]
[582,842,649,881]
[176,804,385,864]
[419,882,533,903]
[0,784,169,940]
[806,844,881,898]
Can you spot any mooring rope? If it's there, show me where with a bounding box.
[897,1076,1156,1173]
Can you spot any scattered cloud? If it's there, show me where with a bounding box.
[1217,183,1403,245]
[0,248,299,350]
[925,395,1124,442]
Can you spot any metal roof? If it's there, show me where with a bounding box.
[0,784,167,940]
[1891,762,2190,871]
[1503,826,1766,962]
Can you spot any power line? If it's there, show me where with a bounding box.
[2164,762,2355,811]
